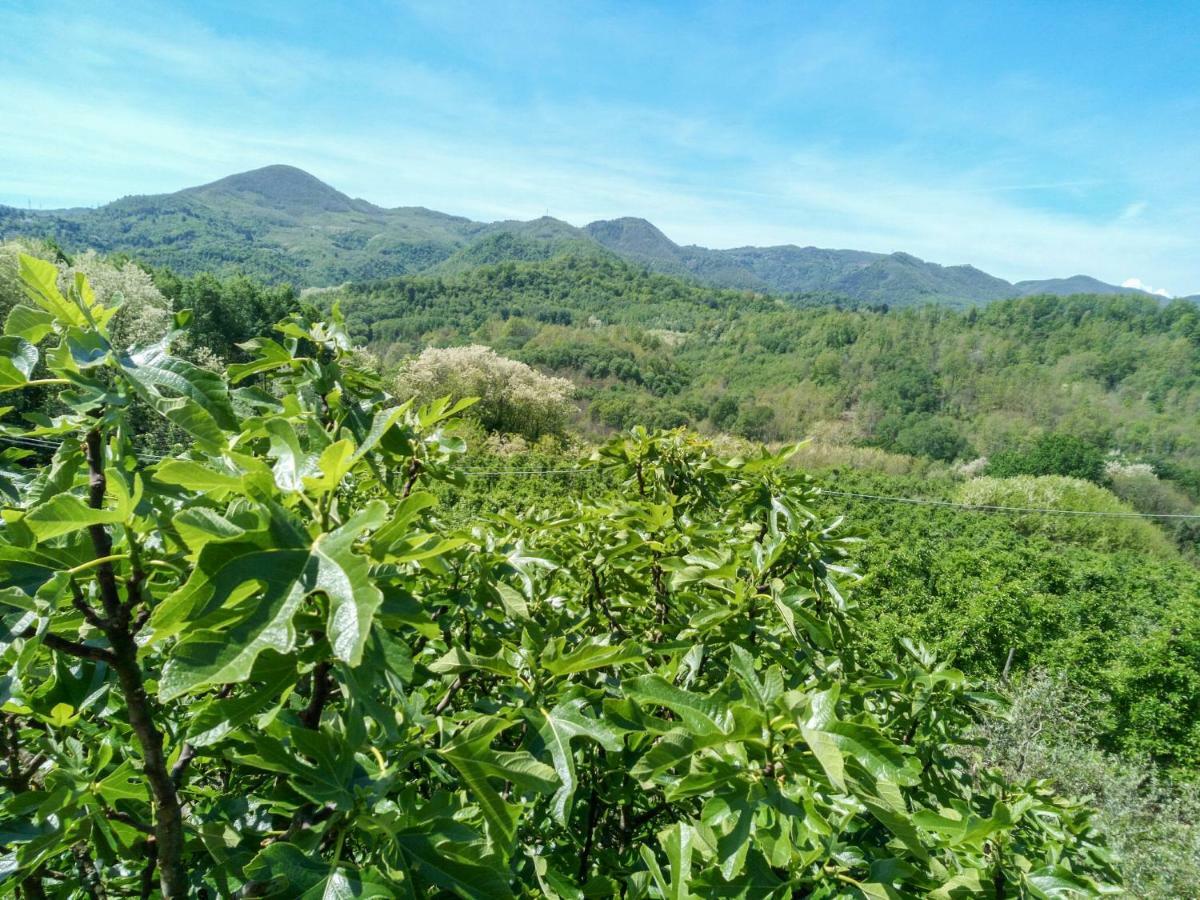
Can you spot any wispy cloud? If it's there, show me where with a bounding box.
[1120,201,1148,220]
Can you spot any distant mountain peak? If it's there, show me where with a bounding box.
[585,217,680,254]
[183,164,366,214]
[1012,275,1153,298]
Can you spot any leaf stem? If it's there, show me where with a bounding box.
[67,554,129,576]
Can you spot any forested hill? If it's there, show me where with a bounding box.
[329,253,1200,489]
[0,164,1166,305]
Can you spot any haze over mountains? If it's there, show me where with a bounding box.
[0,164,1184,306]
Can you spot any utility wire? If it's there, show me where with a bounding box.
[817,488,1200,520]
[3,435,1197,521]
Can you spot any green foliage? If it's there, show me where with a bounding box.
[891,416,970,463]
[151,269,301,362]
[0,257,1120,896]
[956,475,1174,555]
[976,673,1200,900]
[987,433,1107,483]
[813,471,1200,769]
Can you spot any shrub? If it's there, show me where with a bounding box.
[395,343,576,440]
[734,402,776,441]
[707,394,739,430]
[893,416,970,462]
[956,474,1175,555]
[976,673,1200,899]
[58,249,172,347]
[1,242,172,349]
[988,433,1107,483]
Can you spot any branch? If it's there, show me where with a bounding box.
[130,608,151,636]
[577,787,601,881]
[627,799,670,833]
[19,872,48,900]
[21,753,46,784]
[138,838,157,900]
[401,458,423,498]
[84,428,186,898]
[84,430,124,627]
[435,674,468,715]
[21,628,115,664]
[70,579,108,630]
[105,808,153,835]
[299,660,332,730]
[169,743,196,789]
[72,843,107,899]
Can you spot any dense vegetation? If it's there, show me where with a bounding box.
[327,254,1200,517]
[1,230,1197,897]
[0,256,1128,896]
[434,446,1200,898]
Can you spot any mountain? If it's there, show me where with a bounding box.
[581,219,878,293]
[0,165,486,284]
[0,164,1170,306]
[827,253,1016,306]
[181,164,374,215]
[1012,275,1153,297]
[431,217,612,275]
[579,222,1154,305]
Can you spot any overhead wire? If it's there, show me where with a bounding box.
[817,488,1200,520]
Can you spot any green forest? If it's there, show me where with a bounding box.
[0,240,1196,897]
[328,255,1200,507]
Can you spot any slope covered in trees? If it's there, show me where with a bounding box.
[328,254,1200,513]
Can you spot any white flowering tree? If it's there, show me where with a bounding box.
[395,344,576,440]
[1,242,172,349]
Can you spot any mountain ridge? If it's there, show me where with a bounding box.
[0,164,1177,305]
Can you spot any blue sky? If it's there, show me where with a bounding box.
[1,1,1197,294]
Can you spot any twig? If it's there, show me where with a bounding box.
[435,674,468,715]
[577,787,601,881]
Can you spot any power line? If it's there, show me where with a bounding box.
[819,488,1200,520]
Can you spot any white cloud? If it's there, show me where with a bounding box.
[1121,278,1172,298]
